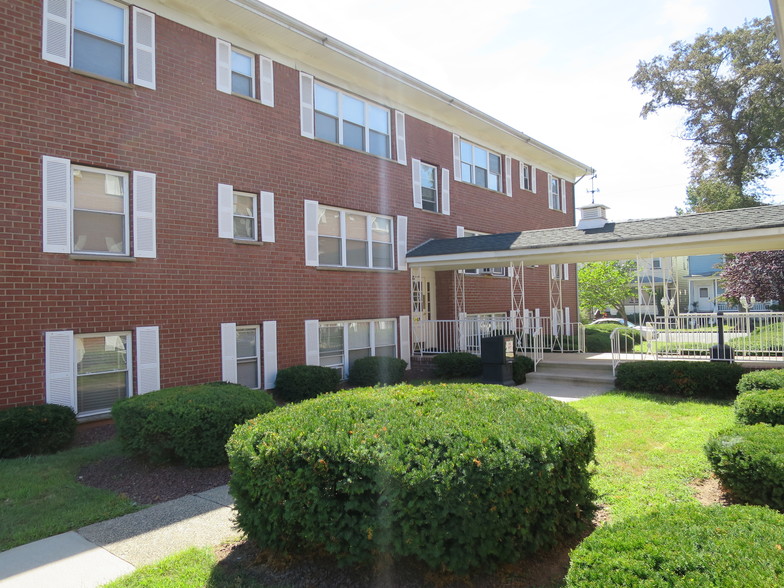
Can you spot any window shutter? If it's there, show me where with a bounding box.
[550,264,557,280]
[42,155,72,253]
[395,111,407,164]
[399,316,410,369]
[456,225,464,238]
[217,183,234,239]
[509,309,518,332]
[46,330,75,410]
[220,322,237,383]
[299,72,315,138]
[304,199,319,266]
[42,0,71,66]
[260,56,274,107]
[563,263,570,280]
[551,308,559,336]
[216,39,232,94]
[411,159,422,209]
[396,215,408,271]
[561,179,567,212]
[565,307,572,336]
[260,191,275,243]
[132,7,156,90]
[304,320,319,366]
[505,156,513,197]
[458,312,468,351]
[452,134,462,181]
[262,320,277,390]
[547,173,553,207]
[441,168,450,215]
[132,171,156,258]
[519,163,526,190]
[136,326,160,394]
[531,167,538,193]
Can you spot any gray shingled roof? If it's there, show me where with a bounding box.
[407,205,784,258]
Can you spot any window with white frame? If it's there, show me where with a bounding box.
[76,332,130,415]
[420,162,438,212]
[72,166,128,254]
[42,0,156,88]
[318,319,397,378]
[520,163,536,192]
[42,156,157,258]
[232,191,257,241]
[231,48,255,97]
[459,139,502,191]
[652,258,662,270]
[236,326,260,389]
[548,174,567,211]
[46,327,159,417]
[217,184,275,243]
[462,229,506,276]
[317,206,394,269]
[215,39,274,106]
[313,83,391,158]
[550,264,569,280]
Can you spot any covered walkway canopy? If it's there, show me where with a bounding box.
[406,205,784,269]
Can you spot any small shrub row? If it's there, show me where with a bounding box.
[347,356,407,387]
[566,504,784,586]
[274,365,341,402]
[737,368,784,393]
[0,404,76,459]
[704,424,784,510]
[433,352,482,379]
[227,384,596,573]
[112,382,276,467]
[734,389,784,426]
[614,360,745,399]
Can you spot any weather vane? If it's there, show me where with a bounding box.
[587,173,599,204]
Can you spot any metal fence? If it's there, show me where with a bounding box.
[412,317,584,369]
[611,312,784,373]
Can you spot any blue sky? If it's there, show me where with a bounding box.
[262,0,781,222]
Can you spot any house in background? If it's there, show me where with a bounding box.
[1,0,591,419]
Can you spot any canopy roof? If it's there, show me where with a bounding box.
[406,205,784,270]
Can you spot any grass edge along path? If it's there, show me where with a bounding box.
[572,391,735,524]
[0,440,142,551]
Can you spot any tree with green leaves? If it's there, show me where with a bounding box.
[631,17,784,200]
[578,261,638,321]
[677,179,763,214]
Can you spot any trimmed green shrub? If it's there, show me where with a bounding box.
[347,356,407,387]
[112,383,276,467]
[735,389,784,425]
[274,365,341,402]
[0,404,76,459]
[614,360,745,399]
[512,355,535,385]
[737,369,784,393]
[705,424,784,510]
[566,503,784,587]
[432,352,482,379]
[227,384,596,573]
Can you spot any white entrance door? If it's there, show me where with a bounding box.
[694,281,713,312]
[412,270,437,351]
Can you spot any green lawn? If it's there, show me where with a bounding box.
[574,392,734,523]
[105,390,736,586]
[0,440,142,551]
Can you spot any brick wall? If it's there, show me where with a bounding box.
[0,1,578,408]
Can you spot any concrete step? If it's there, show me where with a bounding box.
[528,359,615,388]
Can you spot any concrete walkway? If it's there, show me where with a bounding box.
[0,375,613,588]
[0,486,239,588]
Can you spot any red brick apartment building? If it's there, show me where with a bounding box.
[1,0,592,419]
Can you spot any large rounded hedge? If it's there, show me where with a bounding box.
[566,504,784,587]
[227,384,596,573]
[735,389,784,426]
[113,382,276,467]
[704,424,784,510]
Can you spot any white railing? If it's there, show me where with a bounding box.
[716,302,774,312]
[649,312,784,362]
[412,317,584,360]
[611,327,649,375]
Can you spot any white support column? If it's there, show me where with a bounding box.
[453,269,465,319]
[510,262,525,350]
[549,265,563,342]
[411,267,423,354]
